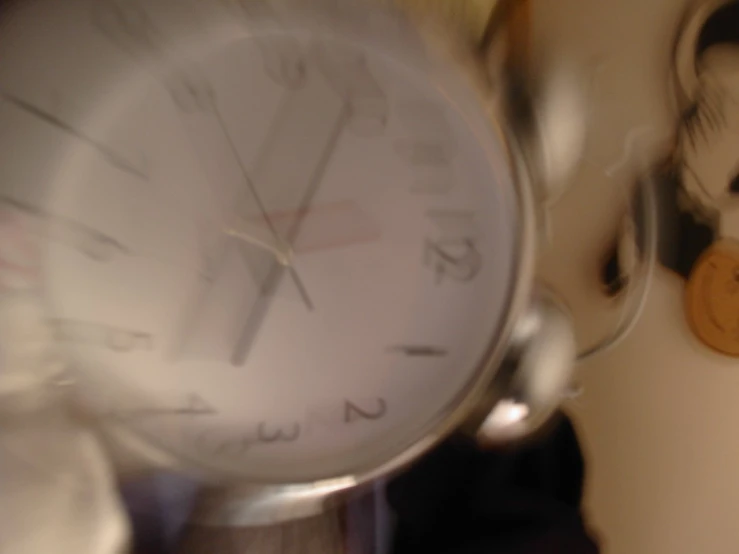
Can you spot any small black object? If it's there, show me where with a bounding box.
[387,414,599,554]
[729,172,739,194]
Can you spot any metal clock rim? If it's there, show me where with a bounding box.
[6,0,539,524]
[96,80,540,524]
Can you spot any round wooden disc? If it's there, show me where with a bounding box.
[685,238,739,356]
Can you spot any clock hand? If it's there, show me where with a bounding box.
[162,69,313,308]
[231,101,349,366]
[0,196,130,262]
[93,0,309,298]
[229,45,391,365]
[223,225,292,267]
[223,223,313,310]
[172,224,311,362]
[173,211,294,362]
[0,90,148,181]
[211,106,314,310]
[174,70,348,363]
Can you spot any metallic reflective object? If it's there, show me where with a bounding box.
[0,0,605,539]
[504,58,588,207]
[477,290,576,445]
[190,479,359,526]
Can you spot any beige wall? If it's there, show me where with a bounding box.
[530,0,739,553]
[571,273,739,554]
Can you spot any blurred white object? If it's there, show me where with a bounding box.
[0,406,129,554]
[533,60,588,204]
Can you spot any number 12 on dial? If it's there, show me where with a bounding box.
[424,210,481,284]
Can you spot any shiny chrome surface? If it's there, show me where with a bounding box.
[476,289,576,445]
[170,3,549,522]
[504,59,588,208]
[190,479,358,526]
[0,0,593,531]
[176,0,586,524]
[0,0,553,526]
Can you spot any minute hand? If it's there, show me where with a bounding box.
[230,88,349,366]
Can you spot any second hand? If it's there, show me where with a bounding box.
[230,104,350,366]
[212,106,314,311]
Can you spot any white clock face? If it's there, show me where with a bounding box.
[0,14,519,482]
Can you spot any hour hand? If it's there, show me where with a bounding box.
[230,56,350,366]
[173,217,308,363]
[173,235,277,362]
[225,217,315,310]
[175,46,350,366]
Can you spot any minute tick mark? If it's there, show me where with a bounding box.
[0,91,148,180]
[388,345,448,357]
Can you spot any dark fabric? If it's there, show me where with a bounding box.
[697,0,739,55]
[600,166,718,290]
[387,414,599,554]
[652,168,717,280]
